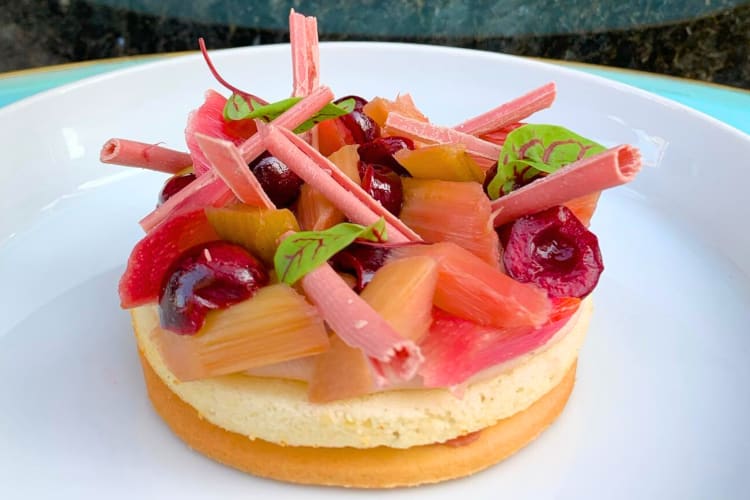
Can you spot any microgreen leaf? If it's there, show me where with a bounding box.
[486,124,605,200]
[245,97,303,121]
[223,93,252,121]
[274,218,388,285]
[222,95,355,133]
[293,98,355,133]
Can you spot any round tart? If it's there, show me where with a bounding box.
[102,7,641,489]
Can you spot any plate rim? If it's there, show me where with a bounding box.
[1,41,748,143]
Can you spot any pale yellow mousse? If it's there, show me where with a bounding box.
[133,299,591,449]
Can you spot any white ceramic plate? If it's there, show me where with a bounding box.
[1,43,749,499]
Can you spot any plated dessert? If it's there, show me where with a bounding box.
[101,10,642,488]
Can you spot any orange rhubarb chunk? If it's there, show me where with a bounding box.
[157,283,329,381]
[296,184,347,231]
[308,335,374,403]
[327,144,361,184]
[316,118,354,156]
[363,93,428,129]
[393,242,551,328]
[399,178,500,265]
[394,143,484,183]
[360,256,438,343]
[204,205,299,265]
[296,143,362,232]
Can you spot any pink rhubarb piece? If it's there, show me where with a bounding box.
[289,9,320,97]
[385,112,501,164]
[139,170,235,232]
[454,83,557,136]
[492,145,642,226]
[120,209,220,308]
[237,86,335,163]
[194,133,275,209]
[418,307,576,388]
[261,124,421,243]
[100,139,191,173]
[186,90,260,176]
[302,262,423,382]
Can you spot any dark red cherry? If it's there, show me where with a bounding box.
[358,163,403,216]
[357,136,414,176]
[335,95,380,144]
[248,153,303,207]
[502,206,603,298]
[330,243,391,292]
[159,241,269,334]
[158,172,196,205]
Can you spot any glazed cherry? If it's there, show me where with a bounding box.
[359,163,403,216]
[249,153,303,207]
[159,241,269,334]
[357,136,414,176]
[330,243,391,291]
[158,172,196,205]
[502,206,603,299]
[335,95,379,143]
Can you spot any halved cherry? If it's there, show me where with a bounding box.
[502,206,603,298]
[159,241,269,334]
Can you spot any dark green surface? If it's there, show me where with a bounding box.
[2,1,749,89]
[92,0,747,36]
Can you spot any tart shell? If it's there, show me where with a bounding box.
[138,353,577,488]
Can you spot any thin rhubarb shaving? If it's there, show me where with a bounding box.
[194,133,275,209]
[100,138,192,173]
[289,10,320,97]
[198,38,268,106]
[139,170,235,232]
[385,112,501,165]
[237,86,335,163]
[492,145,642,226]
[301,262,423,381]
[261,124,421,243]
[454,83,557,136]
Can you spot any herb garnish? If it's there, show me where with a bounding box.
[485,124,605,200]
[223,94,355,134]
[274,219,387,285]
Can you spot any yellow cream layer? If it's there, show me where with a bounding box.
[134,298,591,449]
